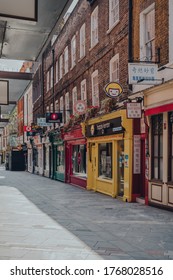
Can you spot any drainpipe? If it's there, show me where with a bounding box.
[128,0,133,63]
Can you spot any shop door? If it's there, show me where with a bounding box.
[117,140,124,196]
[91,144,96,189]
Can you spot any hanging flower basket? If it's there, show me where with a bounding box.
[84,106,99,121]
[100,97,117,113]
[63,113,84,132]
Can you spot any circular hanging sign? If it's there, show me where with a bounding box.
[26,126,32,132]
[104,82,123,98]
[74,100,87,115]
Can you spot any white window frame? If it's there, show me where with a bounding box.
[91,70,99,107]
[46,71,50,92]
[80,23,86,59]
[60,96,64,123]
[91,6,98,48]
[109,53,119,82]
[81,79,87,103]
[59,54,63,79]
[140,3,155,61]
[71,35,76,68]
[109,0,119,30]
[65,92,70,122]
[50,66,53,88]
[72,87,77,113]
[55,60,59,83]
[64,46,69,74]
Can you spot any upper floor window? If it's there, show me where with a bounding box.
[60,96,64,123]
[81,79,87,103]
[55,60,59,83]
[80,23,86,58]
[65,92,70,122]
[72,87,77,113]
[110,54,119,82]
[91,70,99,107]
[64,46,69,74]
[140,4,155,61]
[50,66,53,88]
[91,6,98,48]
[109,0,119,29]
[46,71,50,91]
[59,55,63,79]
[71,35,76,68]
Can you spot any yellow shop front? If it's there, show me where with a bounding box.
[85,110,133,202]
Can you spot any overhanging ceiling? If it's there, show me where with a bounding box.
[0,0,73,61]
[0,0,73,127]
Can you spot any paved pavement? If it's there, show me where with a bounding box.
[0,166,173,260]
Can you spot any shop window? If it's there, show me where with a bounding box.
[168,112,173,182]
[151,114,163,180]
[140,4,155,61]
[72,145,87,176]
[91,6,98,48]
[99,143,112,179]
[57,145,65,173]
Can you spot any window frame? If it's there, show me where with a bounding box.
[151,114,163,181]
[109,0,119,30]
[140,3,155,62]
[64,46,69,74]
[109,53,119,82]
[72,86,77,113]
[81,79,87,103]
[91,6,98,48]
[91,70,99,107]
[71,35,76,68]
[80,23,86,59]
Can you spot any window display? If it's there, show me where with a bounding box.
[99,143,112,179]
[72,144,87,176]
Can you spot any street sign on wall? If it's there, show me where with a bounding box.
[128,63,158,85]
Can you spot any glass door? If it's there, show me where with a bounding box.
[117,140,124,196]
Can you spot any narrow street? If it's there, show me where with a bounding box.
[0,167,173,260]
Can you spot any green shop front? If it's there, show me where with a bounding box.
[49,131,65,182]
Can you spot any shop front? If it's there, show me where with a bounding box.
[64,125,87,188]
[54,139,65,182]
[144,80,173,210]
[85,110,134,202]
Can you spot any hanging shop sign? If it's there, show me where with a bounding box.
[128,63,158,85]
[46,112,62,123]
[74,100,87,115]
[133,135,141,174]
[86,117,124,137]
[37,118,51,127]
[126,102,142,119]
[104,82,123,98]
[23,125,32,132]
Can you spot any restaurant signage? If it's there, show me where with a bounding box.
[86,117,124,137]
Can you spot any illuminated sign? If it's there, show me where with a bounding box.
[46,113,62,123]
[104,82,123,98]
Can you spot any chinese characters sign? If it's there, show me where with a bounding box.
[126,102,142,119]
[133,135,141,174]
[128,63,158,84]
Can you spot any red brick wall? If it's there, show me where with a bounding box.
[43,0,129,116]
[132,0,169,65]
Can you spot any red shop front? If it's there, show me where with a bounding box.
[64,125,87,188]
